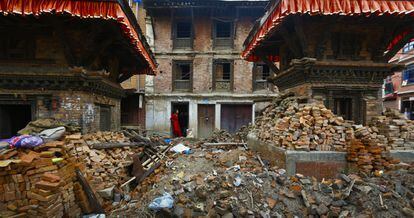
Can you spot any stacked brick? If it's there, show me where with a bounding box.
[255,96,354,151]
[65,132,142,191]
[347,139,400,174]
[0,141,83,218]
[370,109,414,150]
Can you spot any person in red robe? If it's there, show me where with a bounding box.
[170,109,182,137]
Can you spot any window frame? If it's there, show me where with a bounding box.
[172,19,194,49]
[212,59,233,92]
[402,64,414,86]
[172,60,193,92]
[253,63,271,91]
[212,20,234,49]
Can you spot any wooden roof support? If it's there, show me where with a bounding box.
[260,55,279,76]
[293,16,308,57]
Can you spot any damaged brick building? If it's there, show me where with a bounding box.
[142,0,278,138]
[0,0,156,138]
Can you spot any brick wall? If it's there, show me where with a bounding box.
[151,15,259,94]
[36,91,121,133]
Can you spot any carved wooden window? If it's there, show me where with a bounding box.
[253,63,270,91]
[0,34,35,60]
[213,60,233,92]
[173,20,193,49]
[173,61,192,92]
[213,20,234,48]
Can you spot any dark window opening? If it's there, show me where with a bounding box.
[171,102,189,137]
[0,104,32,138]
[213,20,233,48]
[214,61,232,91]
[173,61,192,91]
[333,98,352,121]
[173,20,193,49]
[99,106,111,131]
[176,22,192,38]
[215,21,232,38]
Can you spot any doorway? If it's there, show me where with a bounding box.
[0,104,32,138]
[198,104,215,138]
[333,98,353,121]
[171,102,189,137]
[221,104,252,133]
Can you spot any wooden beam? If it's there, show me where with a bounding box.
[260,56,280,76]
[293,16,308,57]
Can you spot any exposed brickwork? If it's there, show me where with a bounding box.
[296,161,348,180]
[152,15,261,94]
[36,91,121,133]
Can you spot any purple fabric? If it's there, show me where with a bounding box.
[8,135,44,148]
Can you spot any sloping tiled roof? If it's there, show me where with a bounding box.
[242,0,414,62]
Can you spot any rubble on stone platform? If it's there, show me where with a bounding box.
[109,140,414,217]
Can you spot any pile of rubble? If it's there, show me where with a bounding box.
[111,142,414,217]
[0,141,83,217]
[65,132,142,191]
[254,95,353,151]
[206,130,235,143]
[347,139,400,174]
[370,108,414,150]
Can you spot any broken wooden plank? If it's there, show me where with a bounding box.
[90,142,145,149]
[75,169,105,214]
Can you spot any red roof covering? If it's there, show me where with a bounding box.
[0,0,157,75]
[242,0,414,62]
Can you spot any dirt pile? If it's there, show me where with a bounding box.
[254,95,353,151]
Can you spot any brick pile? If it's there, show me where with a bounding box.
[347,139,400,174]
[65,132,143,191]
[370,108,414,150]
[254,95,354,151]
[0,141,83,218]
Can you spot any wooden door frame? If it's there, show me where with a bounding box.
[197,104,215,138]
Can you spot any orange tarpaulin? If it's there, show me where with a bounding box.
[242,0,414,62]
[0,0,157,75]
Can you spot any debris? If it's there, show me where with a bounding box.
[170,143,191,154]
[148,193,174,210]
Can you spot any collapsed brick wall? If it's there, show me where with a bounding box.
[0,142,83,217]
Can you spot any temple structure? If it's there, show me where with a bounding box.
[243,0,414,125]
[0,0,156,137]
